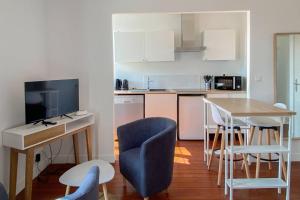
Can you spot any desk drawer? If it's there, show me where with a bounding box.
[24,125,65,148]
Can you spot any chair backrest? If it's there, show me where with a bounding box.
[274,103,287,109]
[273,103,289,124]
[210,104,224,125]
[0,183,8,200]
[62,166,99,200]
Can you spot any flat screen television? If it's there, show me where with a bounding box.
[25,79,79,124]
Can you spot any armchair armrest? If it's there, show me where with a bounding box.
[140,126,176,190]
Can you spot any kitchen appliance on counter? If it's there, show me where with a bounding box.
[115,79,122,90]
[214,75,242,90]
[114,95,144,140]
[122,79,129,90]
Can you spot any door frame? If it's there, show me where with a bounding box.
[273,32,300,139]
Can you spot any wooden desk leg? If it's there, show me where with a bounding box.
[25,148,34,200]
[9,149,18,200]
[73,134,80,164]
[86,126,93,161]
[102,184,108,200]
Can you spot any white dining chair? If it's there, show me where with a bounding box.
[208,104,250,185]
[247,103,288,179]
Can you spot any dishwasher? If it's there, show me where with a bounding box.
[114,95,144,140]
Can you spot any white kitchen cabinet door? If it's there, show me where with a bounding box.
[145,94,177,122]
[179,96,204,140]
[203,29,236,60]
[114,32,145,62]
[145,31,175,62]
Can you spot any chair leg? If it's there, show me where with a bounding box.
[242,126,255,170]
[274,130,287,180]
[122,176,127,187]
[237,130,250,178]
[217,130,225,186]
[266,129,272,170]
[208,125,220,170]
[102,184,108,200]
[255,129,263,178]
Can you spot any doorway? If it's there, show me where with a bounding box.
[275,33,300,138]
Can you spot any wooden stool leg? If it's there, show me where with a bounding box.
[102,184,108,200]
[242,126,255,170]
[274,130,287,180]
[9,149,18,200]
[248,126,255,145]
[237,130,250,178]
[266,129,272,170]
[217,130,225,186]
[208,125,220,170]
[255,130,263,178]
[65,185,70,195]
[25,148,34,200]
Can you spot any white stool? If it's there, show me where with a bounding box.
[247,103,288,179]
[59,160,115,200]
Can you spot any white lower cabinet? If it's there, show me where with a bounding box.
[145,93,177,122]
[178,95,204,140]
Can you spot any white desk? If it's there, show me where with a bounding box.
[2,113,95,200]
[203,98,295,200]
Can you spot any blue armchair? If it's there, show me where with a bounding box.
[0,183,8,200]
[117,117,177,199]
[61,166,99,200]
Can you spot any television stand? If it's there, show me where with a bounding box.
[33,120,57,126]
[61,114,73,119]
[3,113,95,200]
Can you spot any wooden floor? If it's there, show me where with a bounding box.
[17,141,300,200]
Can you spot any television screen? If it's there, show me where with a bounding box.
[25,79,79,124]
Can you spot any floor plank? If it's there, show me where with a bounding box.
[17,141,300,200]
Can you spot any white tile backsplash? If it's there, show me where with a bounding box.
[143,74,202,89]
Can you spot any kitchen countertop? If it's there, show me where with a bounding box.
[114,89,247,95]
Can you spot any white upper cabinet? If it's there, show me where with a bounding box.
[114,31,175,63]
[145,31,175,62]
[203,29,236,61]
[114,32,145,63]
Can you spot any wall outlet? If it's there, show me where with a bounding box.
[35,153,41,163]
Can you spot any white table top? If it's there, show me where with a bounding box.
[59,160,115,187]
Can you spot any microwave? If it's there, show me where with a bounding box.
[214,76,242,90]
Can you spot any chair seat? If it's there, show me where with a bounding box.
[247,117,281,127]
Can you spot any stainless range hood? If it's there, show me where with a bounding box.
[175,14,206,52]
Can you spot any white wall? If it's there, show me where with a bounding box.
[0,0,48,193]
[113,12,247,89]
[44,0,92,165]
